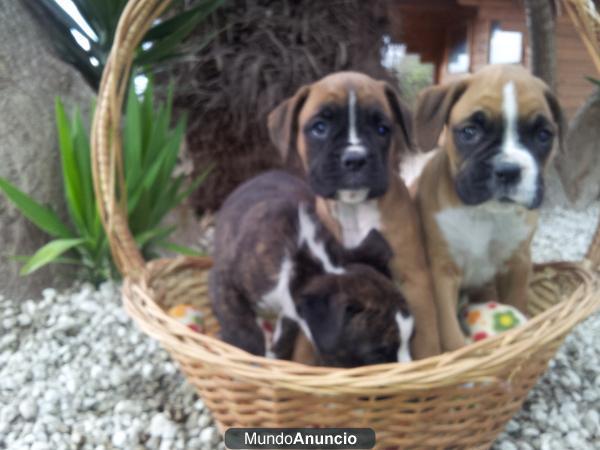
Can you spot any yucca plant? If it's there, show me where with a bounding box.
[23,0,223,89]
[0,79,206,284]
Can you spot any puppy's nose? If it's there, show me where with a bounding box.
[342,152,367,171]
[494,162,521,184]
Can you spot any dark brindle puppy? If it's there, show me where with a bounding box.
[210,170,414,367]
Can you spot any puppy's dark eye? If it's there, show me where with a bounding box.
[376,124,390,137]
[536,128,553,144]
[310,120,328,138]
[457,125,482,145]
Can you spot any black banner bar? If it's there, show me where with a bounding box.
[224,428,375,449]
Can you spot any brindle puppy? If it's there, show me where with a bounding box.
[210,170,414,367]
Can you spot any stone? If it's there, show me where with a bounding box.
[498,441,517,450]
[198,414,212,428]
[31,442,50,450]
[199,427,219,446]
[583,410,600,436]
[150,413,178,440]
[112,430,128,448]
[522,427,540,437]
[2,317,15,329]
[17,313,32,327]
[0,1,93,300]
[18,398,38,421]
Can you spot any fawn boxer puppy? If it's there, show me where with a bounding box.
[413,65,565,351]
[210,170,414,367]
[268,72,440,359]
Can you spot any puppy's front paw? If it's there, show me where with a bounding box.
[442,333,468,352]
[411,329,442,359]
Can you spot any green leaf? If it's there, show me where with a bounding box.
[143,0,223,42]
[134,225,176,248]
[124,84,143,192]
[12,254,83,266]
[22,0,106,88]
[71,106,96,235]
[157,241,204,257]
[174,164,213,206]
[135,6,203,67]
[55,98,87,235]
[0,177,73,239]
[20,238,86,275]
[585,76,600,87]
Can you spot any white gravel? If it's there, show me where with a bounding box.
[1,202,599,450]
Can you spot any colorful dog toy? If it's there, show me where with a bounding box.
[460,301,528,343]
[167,304,205,333]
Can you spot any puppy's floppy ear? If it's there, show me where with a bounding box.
[414,77,470,152]
[344,229,393,278]
[544,89,567,153]
[296,295,344,354]
[382,82,414,153]
[268,85,310,165]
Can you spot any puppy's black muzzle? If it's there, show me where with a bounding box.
[494,162,522,186]
[341,151,367,172]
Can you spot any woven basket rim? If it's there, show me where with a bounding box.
[122,256,600,394]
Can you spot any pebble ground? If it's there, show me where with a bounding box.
[1,202,599,449]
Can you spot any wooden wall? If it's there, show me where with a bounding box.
[555,12,597,117]
[431,0,596,119]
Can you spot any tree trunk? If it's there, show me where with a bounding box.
[0,1,93,299]
[524,0,556,89]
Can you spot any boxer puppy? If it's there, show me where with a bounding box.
[210,170,415,367]
[413,65,565,351]
[268,72,440,359]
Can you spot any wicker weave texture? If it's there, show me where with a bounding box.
[92,1,600,449]
[121,259,598,449]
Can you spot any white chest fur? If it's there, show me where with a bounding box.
[331,200,382,248]
[435,203,533,288]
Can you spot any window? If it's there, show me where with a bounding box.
[489,21,523,64]
[447,26,470,74]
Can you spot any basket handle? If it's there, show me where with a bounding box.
[91,0,173,278]
[587,219,600,270]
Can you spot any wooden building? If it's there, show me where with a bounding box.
[388,0,597,118]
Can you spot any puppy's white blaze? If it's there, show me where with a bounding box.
[500,81,538,205]
[262,255,295,314]
[261,255,315,347]
[272,315,283,344]
[502,82,518,139]
[298,205,344,274]
[348,89,361,146]
[395,312,414,363]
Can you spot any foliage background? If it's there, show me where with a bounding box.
[172,0,394,212]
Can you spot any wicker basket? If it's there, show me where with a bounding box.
[91,1,600,448]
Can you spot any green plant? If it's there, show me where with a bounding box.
[389,54,434,107]
[586,76,600,88]
[0,80,206,284]
[23,0,223,89]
